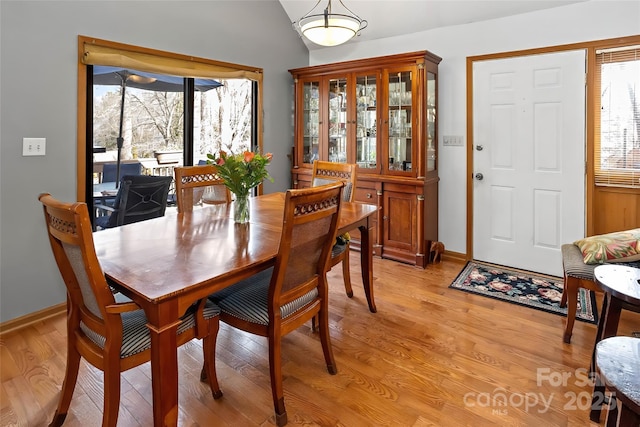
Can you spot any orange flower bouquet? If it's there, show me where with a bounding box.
[207,150,273,223]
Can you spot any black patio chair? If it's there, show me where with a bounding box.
[95,175,172,229]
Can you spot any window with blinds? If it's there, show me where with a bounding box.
[595,45,640,187]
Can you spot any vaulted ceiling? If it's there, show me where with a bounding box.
[278,0,588,49]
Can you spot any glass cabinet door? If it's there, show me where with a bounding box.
[356,74,378,170]
[302,79,321,164]
[387,70,413,173]
[327,77,348,163]
[426,70,436,172]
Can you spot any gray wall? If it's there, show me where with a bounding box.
[0,1,308,323]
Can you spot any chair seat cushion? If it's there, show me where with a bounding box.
[332,242,347,258]
[81,299,220,358]
[562,243,596,280]
[211,267,319,326]
[562,243,640,281]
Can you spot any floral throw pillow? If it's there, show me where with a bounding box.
[574,228,640,264]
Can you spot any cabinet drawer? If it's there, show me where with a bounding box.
[354,187,377,203]
[351,184,379,255]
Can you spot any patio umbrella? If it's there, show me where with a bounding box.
[93,66,222,187]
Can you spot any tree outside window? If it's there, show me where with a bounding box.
[93,76,253,169]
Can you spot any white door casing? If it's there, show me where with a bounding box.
[472,50,586,276]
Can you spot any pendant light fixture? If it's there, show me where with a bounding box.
[293,0,368,47]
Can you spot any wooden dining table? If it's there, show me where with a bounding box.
[93,192,378,427]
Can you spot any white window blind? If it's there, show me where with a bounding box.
[595,45,640,187]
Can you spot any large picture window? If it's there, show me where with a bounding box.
[77,36,263,226]
[594,45,640,187]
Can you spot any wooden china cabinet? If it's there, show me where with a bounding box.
[289,51,441,267]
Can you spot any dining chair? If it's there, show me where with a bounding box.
[311,160,357,298]
[174,164,231,213]
[38,193,222,427]
[94,175,173,229]
[208,182,344,426]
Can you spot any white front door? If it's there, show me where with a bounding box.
[472,50,586,276]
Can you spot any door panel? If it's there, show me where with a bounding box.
[383,190,415,252]
[489,185,514,242]
[473,50,586,276]
[534,189,561,248]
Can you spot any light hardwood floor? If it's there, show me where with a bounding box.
[2,257,639,426]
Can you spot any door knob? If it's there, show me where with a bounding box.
[475,173,484,180]
[476,145,484,151]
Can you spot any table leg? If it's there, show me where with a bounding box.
[591,292,610,376]
[147,314,181,427]
[359,223,376,313]
[592,295,623,371]
[590,294,623,423]
[605,395,619,427]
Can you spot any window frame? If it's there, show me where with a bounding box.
[76,35,263,203]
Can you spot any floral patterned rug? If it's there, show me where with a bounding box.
[450,261,597,324]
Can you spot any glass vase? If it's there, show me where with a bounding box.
[233,193,250,224]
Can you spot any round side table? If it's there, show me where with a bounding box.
[593,337,640,426]
[590,265,640,423]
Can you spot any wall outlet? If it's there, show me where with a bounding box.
[443,135,464,146]
[23,138,46,156]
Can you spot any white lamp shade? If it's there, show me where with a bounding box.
[300,15,361,46]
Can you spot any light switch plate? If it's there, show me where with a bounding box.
[443,135,464,146]
[23,138,46,156]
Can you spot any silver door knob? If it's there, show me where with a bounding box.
[476,145,484,151]
[475,173,484,180]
